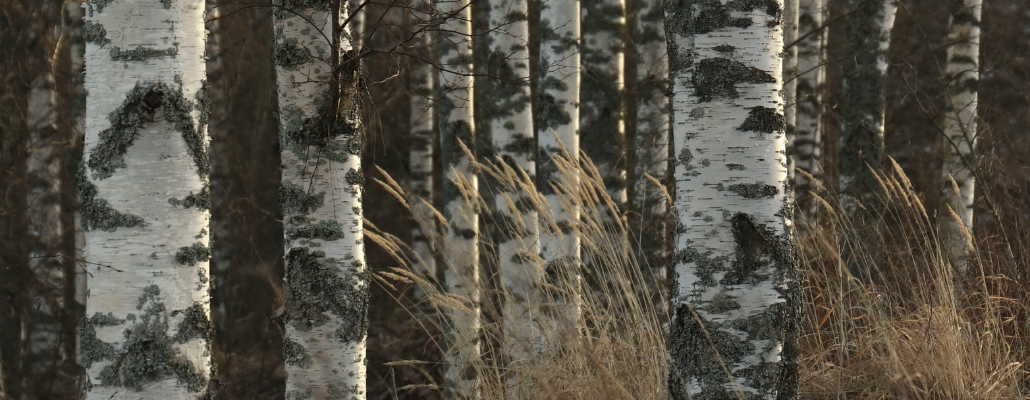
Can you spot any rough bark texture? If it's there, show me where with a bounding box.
[581,0,626,206]
[939,0,980,274]
[435,0,480,395]
[664,1,801,398]
[839,0,897,215]
[80,0,212,398]
[628,0,670,310]
[409,14,437,292]
[794,0,826,216]
[274,2,369,399]
[205,0,285,398]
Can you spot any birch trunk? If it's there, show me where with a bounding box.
[795,0,826,216]
[80,0,212,398]
[409,13,437,293]
[839,0,897,216]
[481,0,544,360]
[581,0,626,207]
[630,0,670,304]
[435,0,480,395]
[664,1,801,398]
[274,2,368,399]
[536,0,583,347]
[940,0,981,274]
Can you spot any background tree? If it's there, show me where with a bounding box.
[409,1,437,297]
[581,0,626,211]
[78,0,213,397]
[435,0,481,395]
[939,0,981,274]
[664,1,801,398]
[274,1,369,398]
[795,0,827,217]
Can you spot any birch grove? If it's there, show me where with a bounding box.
[940,0,981,274]
[435,0,480,395]
[795,0,826,216]
[581,0,626,208]
[664,1,801,398]
[274,1,368,398]
[79,0,212,397]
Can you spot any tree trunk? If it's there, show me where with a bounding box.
[940,0,981,275]
[839,0,897,216]
[581,0,626,207]
[435,0,480,395]
[409,7,437,296]
[795,0,827,217]
[481,0,543,361]
[205,0,285,398]
[274,1,369,399]
[784,0,799,188]
[79,0,212,398]
[629,0,670,312]
[664,2,801,398]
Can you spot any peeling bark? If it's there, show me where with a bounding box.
[664,1,801,398]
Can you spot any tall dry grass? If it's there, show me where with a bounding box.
[368,147,1030,399]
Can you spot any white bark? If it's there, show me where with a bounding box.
[81,1,211,398]
[483,0,544,360]
[665,1,800,398]
[275,4,368,399]
[409,19,437,293]
[795,0,826,216]
[435,0,479,395]
[940,0,981,274]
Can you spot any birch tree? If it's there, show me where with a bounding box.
[839,0,897,216]
[939,0,981,274]
[274,1,368,399]
[435,0,480,395]
[480,0,544,358]
[536,0,582,325]
[581,0,626,208]
[795,0,827,216]
[409,9,437,294]
[664,1,801,398]
[79,0,212,397]
[629,0,670,298]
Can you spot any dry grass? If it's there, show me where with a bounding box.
[369,149,1030,399]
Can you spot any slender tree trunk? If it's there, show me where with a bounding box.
[274,2,369,399]
[664,1,801,398]
[581,0,626,207]
[795,0,827,217]
[839,0,897,216]
[79,0,212,398]
[940,0,981,275]
[629,0,670,309]
[435,0,480,395]
[206,0,285,398]
[480,0,543,360]
[409,7,437,295]
[784,0,799,187]
[536,0,583,346]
